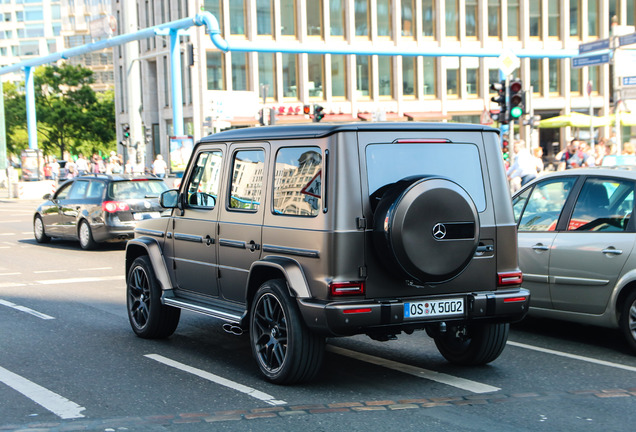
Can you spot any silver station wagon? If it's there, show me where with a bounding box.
[125,123,529,384]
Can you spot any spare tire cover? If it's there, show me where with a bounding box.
[372,177,479,283]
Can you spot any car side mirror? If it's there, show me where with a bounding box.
[42,193,51,200]
[160,189,179,209]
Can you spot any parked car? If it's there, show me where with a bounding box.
[512,167,636,353]
[125,123,529,384]
[34,174,169,249]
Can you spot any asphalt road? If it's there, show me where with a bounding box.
[1,198,636,431]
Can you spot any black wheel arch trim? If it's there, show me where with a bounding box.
[126,237,173,292]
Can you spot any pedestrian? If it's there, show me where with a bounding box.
[152,154,167,178]
[507,140,538,190]
[76,153,89,175]
[50,157,60,181]
[532,146,544,175]
[558,139,590,170]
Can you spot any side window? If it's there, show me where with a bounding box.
[273,147,322,217]
[55,182,73,200]
[512,187,531,223]
[86,181,105,199]
[68,180,89,200]
[229,149,265,211]
[185,151,223,209]
[568,178,635,232]
[518,178,576,231]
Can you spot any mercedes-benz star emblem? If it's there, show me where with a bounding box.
[432,223,447,240]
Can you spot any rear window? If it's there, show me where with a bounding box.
[366,143,486,211]
[109,180,168,200]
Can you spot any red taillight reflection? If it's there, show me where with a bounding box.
[498,271,523,286]
[102,201,130,213]
[330,281,365,296]
[503,296,527,303]
[343,308,372,314]
[394,139,451,143]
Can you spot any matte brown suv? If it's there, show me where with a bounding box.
[125,123,529,384]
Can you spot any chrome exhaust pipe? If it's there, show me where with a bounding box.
[222,323,244,336]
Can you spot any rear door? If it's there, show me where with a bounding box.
[58,180,90,237]
[172,147,225,297]
[217,143,269,303]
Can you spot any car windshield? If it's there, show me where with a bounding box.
[109,180,168,200]
[366,143,487,211]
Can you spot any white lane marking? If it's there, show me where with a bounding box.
[0,220,21,223]
[78,267,113,271]
[0,299,54,320]
[327,345,500,394]
[33,270,67,274]
[0,282,26,288]
[0,246,10,249]
[21,232,33,234]
[507,341,636,373]
[0,365,85,419]
[36,275,125,285]
[145,354,287,406]
[0,272,21,276]
[0,233,16,236]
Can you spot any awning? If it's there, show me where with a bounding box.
[538,112,609,128]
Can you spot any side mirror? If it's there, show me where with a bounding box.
[42,193,52,200]
[160,189,179,208]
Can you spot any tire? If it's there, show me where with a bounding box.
[33,215,51,244]
[127,255,180,339]
[78,220,97,250]
[619,290,636,353]
[372,177,479,284]
[434,323,509,365]
[250,279,325,384]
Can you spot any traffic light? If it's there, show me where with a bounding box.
[303,104,311,115]
[490,81,507,124]
[508,79,525,121]
[313,104,325,122]
[122,124,130,139]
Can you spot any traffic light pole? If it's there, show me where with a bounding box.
[505,75,515,162]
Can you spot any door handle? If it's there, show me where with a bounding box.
[205,235,214,246]
[602,248,623,255]
[532,244,549,251]
[248,240,260,252]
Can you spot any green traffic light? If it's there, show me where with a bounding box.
[510,106,523,119]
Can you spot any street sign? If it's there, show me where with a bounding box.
[622,87,636,100]
[619,32,636,47]
[498,51,519,75]
[623,76,636,86]
[578,38,611,54]
[572,53,610,68]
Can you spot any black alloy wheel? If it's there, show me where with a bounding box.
[127,255,180,339]
[250,279,324,384]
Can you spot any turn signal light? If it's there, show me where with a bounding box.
[102,201,130,213]
[330,281,365,296]
[497,271,523,286]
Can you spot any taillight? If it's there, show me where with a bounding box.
[330,281,365,296]
[498,271,523,286]
[102,201,130,213]
[394,139,451,143]
[504,296,528,303]
[343,308,372,314]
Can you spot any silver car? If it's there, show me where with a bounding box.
[512,167,636,353]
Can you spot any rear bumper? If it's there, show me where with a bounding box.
[298,288,530,336]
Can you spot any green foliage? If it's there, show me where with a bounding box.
[3,63,115,158]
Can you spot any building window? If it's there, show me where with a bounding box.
[610,0,618,28]
[570,67,581,95]
[508,0,519,38]
[589,0,598,37]
[529,1,541,37]
[465,0,478,37]
[307,0,323,37]
[549,59,560,94]
[378,56,392,97]
[308,54,325,99]
[354,0,369,37]
[204,0,223,34]
[530,59,541,94]
[331,54,346,98]
[628,0,634,26]
[256,0,273,36]
[487,0,500,38]
[230,0,246,35]
[206,51,225,90]
[466,67,478,96]
[377,0,392,37]
[402,56,416,96]
[356,55,371,97]
[25,6,43,21]
[231,53,248,91]
[273,147,322,217]
[281,0,296,37]
[570,0,580,37]
[401,0,414,37]
[282,53,298,98]
[590,66,599,93]
[258,52,276,99]
[422,57,436,96]
[330,0,345,36]
[548,0,559,37]
[422,0,435,37]
[446,68,458,97]
[488,68,499,90]
[445,0,458,38]
[229,150,265,211]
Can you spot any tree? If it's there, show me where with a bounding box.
[3,63,115,159]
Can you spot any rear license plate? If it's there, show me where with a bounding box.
[133,212,160,221]
[404,298,464,319]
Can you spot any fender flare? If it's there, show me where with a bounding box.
[125,237,173,292]
[248,256,311,299]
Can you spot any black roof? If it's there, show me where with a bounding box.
[200,122,499,143]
